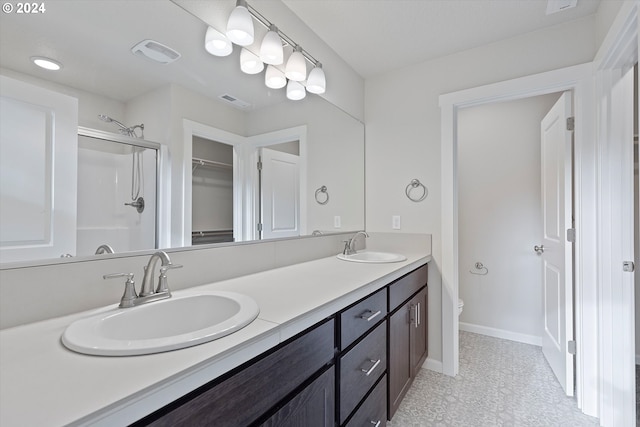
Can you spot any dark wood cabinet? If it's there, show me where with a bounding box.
[260,366,335,427]
[388,269,428,419]
[132,263,428,427]
[138,320,335,427]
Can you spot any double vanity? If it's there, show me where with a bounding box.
[0,243,430,426]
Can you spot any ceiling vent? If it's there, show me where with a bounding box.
[546,0,577,15]
[131,40,181,64]
[218,94,251,110]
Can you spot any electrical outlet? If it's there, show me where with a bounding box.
[392,215,401,230]
[334,216,341,228]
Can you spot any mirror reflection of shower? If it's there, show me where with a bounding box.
[98,114,146,213]
[77,132,158,257]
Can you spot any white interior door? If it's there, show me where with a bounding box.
[0,75,78,262]
[260,147,299,239]
[539,91,574,396]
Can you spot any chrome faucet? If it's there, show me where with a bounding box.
[94,244,115,255]
[343,231,369,255]
[103,251,182,308]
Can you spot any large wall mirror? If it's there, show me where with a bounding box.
[0,0,364,267]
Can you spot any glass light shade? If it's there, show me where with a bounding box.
[259,25,283,65]
[265,65,286,89]
[240,48,264,74]
[205,26,232,57]
[226,1,254,46]
[286,80,306,100]
[285,46,306,81]
[306,64,326,94]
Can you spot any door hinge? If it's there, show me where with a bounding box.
[566,117,575,131]
[257,160,263,171]
[257,223,263,232]
[623,261,635,272]
[566,228,576,243]
[567,340,576,355]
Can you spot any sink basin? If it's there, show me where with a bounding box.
[61,291,259,356]
[337,251,407,263]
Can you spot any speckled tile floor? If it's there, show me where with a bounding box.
[389,331,599,427]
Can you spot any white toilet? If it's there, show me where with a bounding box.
[458,298,464,316]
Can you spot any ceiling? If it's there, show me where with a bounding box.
[282,0,602,79]
[0,0,602,108]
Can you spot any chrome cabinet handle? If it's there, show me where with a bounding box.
[416,302,421,327]
[370,421,381,427]
[359,309,382,322]
[360,358,381,376]
[534,245,544,255]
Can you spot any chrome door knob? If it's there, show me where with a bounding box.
[534,245,545,255]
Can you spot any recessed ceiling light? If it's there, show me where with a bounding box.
[31,56,62,71]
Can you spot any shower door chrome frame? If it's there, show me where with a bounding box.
[77,126,163,251]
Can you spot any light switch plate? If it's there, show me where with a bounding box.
[392,215,401,230]
[334,216,341,228]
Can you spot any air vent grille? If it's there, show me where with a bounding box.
[218,94,251,110]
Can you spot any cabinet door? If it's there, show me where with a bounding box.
[388,300,411,418]
[410,287,428,377]
[260,366,335,427]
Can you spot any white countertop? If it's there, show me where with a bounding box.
[0,252,430,427]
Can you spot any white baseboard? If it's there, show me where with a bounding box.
[423,357,442,373]
[459,322,542,347]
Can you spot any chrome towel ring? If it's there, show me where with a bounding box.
[405,179,427,202]
[315,185,329,205]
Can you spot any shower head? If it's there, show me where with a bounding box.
[98,114,128,130]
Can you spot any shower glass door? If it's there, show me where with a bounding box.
[76,132,158,256]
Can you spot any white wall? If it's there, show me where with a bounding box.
[365,16,597,365]
[457,94,560,345]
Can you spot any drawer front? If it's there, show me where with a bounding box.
[339,321,386,424]
[148,319,335,427]
[340,287,387,349]
[345,374,387,427]
[389,264,427,312]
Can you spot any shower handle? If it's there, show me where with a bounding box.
[125,196,145,213]
[534,245,544,255]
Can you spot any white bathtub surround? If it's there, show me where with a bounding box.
[0,244,431,426]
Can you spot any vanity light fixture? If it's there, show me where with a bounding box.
[240,47,264,74]
[265,65,286,89]
[226,0,254,46]
[286,80,306,101]
[205,0,326,100]
[31,56,62,71]
[259,24,283,65]
[285,46,306,81]
[205,26,232,57]
[306,62,326,94]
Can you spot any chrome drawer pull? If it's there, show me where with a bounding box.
[361,358,381,376]
[370,421,381,427]
[359,310,382,322]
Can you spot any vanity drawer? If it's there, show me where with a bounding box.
[389,264,428,312]
[146,319,335,427]
[340,287,387,349]
[339,321,386,424]
[345,374,387,427]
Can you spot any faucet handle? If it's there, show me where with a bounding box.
[103,273,138,308]
[156,264,182,293]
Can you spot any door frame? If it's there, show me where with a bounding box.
[592,2,638,425]
[439,62,597,415]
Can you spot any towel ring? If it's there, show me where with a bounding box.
[315,185,329,205]
[405,179,427,202]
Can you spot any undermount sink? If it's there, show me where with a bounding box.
[61,291,260,356]
[337,251,407,263]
